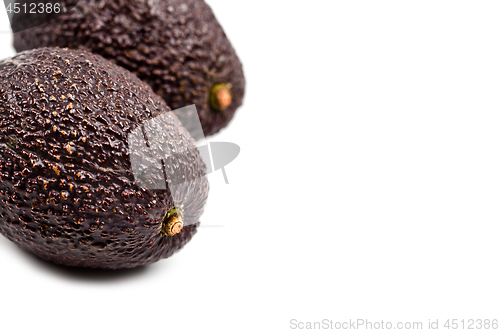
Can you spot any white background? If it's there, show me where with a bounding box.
[1,1,500,332]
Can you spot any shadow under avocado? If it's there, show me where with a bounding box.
[15,245,154,283]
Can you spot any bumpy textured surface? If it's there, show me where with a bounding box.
[0,47,209,269]
[13,0,246,140]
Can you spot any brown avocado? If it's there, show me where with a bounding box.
[0,47,209,269]
[13,0,246,140]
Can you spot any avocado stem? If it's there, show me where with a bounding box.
[162,207,184,236]
[210,83,232,111]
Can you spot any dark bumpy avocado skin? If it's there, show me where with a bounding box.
[13,0,246,140]
[0,48,209,269]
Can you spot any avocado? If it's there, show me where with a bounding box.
[0,47,209,269]
[12,0,246,140]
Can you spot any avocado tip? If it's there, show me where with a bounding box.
[162,208,184,236]
[211,83,232,111]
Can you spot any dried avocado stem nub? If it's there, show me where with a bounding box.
[162,207,184,236]
[210,83,233,111]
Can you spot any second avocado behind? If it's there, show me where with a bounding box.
[13,0,246,140]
